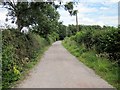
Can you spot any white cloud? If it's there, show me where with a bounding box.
[55,0,73,3]
[0,8,8,27]
[100,7,109,10]
[76,13,105,26]
[99,16,118,26]
[109,0,119,3]
[0,7,17,28]
[58,8,105,26]
[0,8,7,20]
[78,15,117,26]
[78,0,119,3]
[74,3,98,13]
[57,7,76,25]
[57,1,118,27]
[0,1,118,28]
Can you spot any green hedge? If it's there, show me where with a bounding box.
[74,28,120,61]
[63,25,120,89]
[2,29,49,88]
[93,29,120,60]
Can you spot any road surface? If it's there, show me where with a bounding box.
[17,41,114,88]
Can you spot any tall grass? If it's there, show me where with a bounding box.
[62,37,119,89]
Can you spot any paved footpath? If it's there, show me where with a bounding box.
[17,41,114,88]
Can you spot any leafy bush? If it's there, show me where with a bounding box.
[2,29,49,88]
[75,30,94,49]
[62,35,119,89]
[74,27,120,61]
[47,32,59,44]
[93,28,120,60]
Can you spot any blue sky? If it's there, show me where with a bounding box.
[0,0,119,28]
[57,0,118,27]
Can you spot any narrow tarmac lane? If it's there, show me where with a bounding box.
[17,41,114,88]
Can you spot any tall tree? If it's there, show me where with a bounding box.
[73,10,79,32]
[64,2,79,32]
[3,1,75,38]
[3,1,31,30]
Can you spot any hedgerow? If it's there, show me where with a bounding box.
[74,27,120,61]
[2,29,50,88]
[62,26,120,89]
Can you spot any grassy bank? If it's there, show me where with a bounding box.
[62,37,119,90]
[2,29,51,89]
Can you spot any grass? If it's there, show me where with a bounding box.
[62,39,120,90]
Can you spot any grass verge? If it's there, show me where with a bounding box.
[62,39,119,90]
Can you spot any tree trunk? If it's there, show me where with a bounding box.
[16,14,23,31]
[76,13,79,32]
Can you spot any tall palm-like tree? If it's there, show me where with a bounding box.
[64,2,79,32]
[73,10,79,32]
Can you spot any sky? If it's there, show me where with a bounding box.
[57,0,119,27]
[0,0,119,28]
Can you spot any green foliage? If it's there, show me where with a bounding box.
[63,25,120,89]
[3,1,74,38]
[73,26,120,61]
[31,3,60,38]
[65,25,102,38]
[62,37,120,89]
[1,1,75,89]
[64,2,74,15]
[3,2,60,36]
[2,29,49,88]
[57,23,67,40]
[47,32,59,44]
[67,25,77,37]
[75,30,94,49]
[93,29,120,60]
